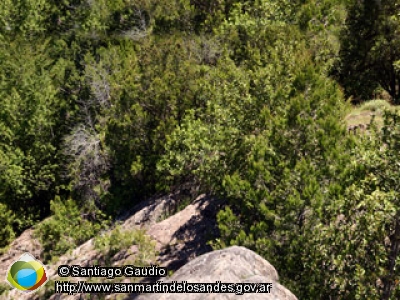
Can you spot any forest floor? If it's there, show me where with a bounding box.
[345,99,398,131]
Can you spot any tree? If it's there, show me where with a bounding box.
[297,0,347,73]
[0,38,68,231]
[300,110,400,299]
[0,0,48,38]
[334,0,400,103]
[0,203,15,250]
[62,51,113,208]
[157,53,249,193]
[105,35,225,206]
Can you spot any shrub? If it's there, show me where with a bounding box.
[35,197,110,263]
[94,225,157,267]
[0,203,15,251]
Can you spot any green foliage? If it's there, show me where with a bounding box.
[298,0,347,72]
[35,197,110,263]
[297,110,400,299]
[0,38,68,231]
[355,99,394,113]
[157,54,248,192]
[0,0,48,38]
[211,39,353,297]
[94,225,157,267]
[303,185,395,299]
[0,282,11,295]
[216,1,302,67]
[0,0,151,40]
[219,99,345,232]
[94,225,134,261]
[334,0,400,103]
[2,1,400,299]
[105,34,226,203]
[0,203,15,252]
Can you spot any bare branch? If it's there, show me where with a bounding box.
[63,123,110,204]
[122,8,149,41]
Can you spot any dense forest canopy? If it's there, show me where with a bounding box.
[1,0,400,299]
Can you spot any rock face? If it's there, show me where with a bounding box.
[0,228,42,282]
[134,246,297,300]
[0,194,297,300]
[0,194,224,300]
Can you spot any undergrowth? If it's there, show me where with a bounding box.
[34,197,110,264]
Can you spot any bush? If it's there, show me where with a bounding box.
[0,203,15,251]
[94,225,157,267]
[35,197,110,263]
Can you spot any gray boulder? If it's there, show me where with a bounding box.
[134,246,297,300]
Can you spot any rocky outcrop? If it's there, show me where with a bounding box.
[0,194,178,284]
[146,194,223,271]
[0,194,297,300]
[134,246,297,300]
[0,228,42,283]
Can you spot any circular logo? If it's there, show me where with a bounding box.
[6,253,48,293]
